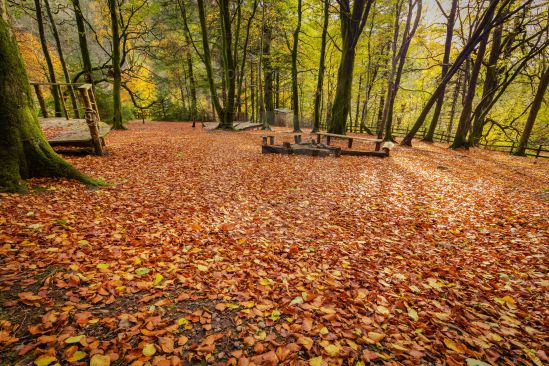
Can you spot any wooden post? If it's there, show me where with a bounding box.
[78,84,103,155]
[348,138,353,148]
[536,145,542,159]
[57,85,69,120]
[269,136,274,145]
[326,136,331,145]
[262,136,267,145]
[317,134,321,144]
[33,84,48,118]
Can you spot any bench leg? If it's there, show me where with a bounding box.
[317,134,321,144]
[269,136,275,145]
[294,135,300,144]
[327,136,331,145]
[262,136,268,145]
[375,142,381,151]
[348,139,353,148]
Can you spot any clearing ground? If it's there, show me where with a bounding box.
[0,122,547,366]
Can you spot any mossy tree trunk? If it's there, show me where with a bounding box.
[71,0,93,84]
[178,1,198,126]
[34,0,62,117]
[0,0,96,192]
[108,0,123,130]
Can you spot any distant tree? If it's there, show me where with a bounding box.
[108,0,123,129]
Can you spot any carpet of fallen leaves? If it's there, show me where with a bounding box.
[1,122,548,366]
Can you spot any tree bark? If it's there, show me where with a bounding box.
[263,25,274,126]
[108,0,123,129]
[71,0,93,84]
[291,0,302,132]
[424,0,457,142]
[514,66,549,156]
[327,0,374,134]
[312,0,329,133]
[0,0,96,192]
[34,0,61,117]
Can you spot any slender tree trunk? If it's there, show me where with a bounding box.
[424,0,457,142]
[108,0,123,129]
[34,0,61,117]
[0,0,96,192]
[354,73,363,132]
[514,66,549,156]
[263,25,274,126]
[446,72,461,137]
[236,0,259,118]
[313,0,329,132]
[44,0,79,118]
[71,0,93,84]
[328,0,374,134]
[275,70,280,109]
[179,2,197,126]
[450,23,491,149]
[291,0,302,132]
[250,61,255,123]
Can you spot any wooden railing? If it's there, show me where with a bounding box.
[30,82,103,155]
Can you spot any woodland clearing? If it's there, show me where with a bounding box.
[0,122,547,365]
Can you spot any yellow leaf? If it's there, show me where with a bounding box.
[368,331,386,342]
[322,344,340,357]
[444,338,465,353]
[153,273,164,285]
[270,309,281,321]
[90,354,111,366]
[197,265,208,272]
[177,317,189,326]
[407,307,419,321]
[298,336,314,350]
[142,343,156,357]
[376,305,390,315]
[66,351,86,362]
[309,356,323,366]
[259,278,273,286]
[319,327,329,335]
[96,264,109,269]
[65,335,85,344]
[34,355,57,366]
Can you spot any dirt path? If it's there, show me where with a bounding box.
[1,122,547,365]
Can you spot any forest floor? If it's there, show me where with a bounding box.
[1,122,547,366]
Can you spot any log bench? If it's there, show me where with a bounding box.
[262,132,304,146]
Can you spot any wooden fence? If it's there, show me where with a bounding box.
[318,120,547,159]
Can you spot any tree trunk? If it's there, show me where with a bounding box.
[313,0,329,133]
[0,0,95,192]
[263,25,274,126]
[514,66,549,156]
[108,0,123,129]
[44,0,79,119]
[424,0,457,142]
[34,0,61,117]
[446,72,461,137]
[71,0,93,84]
[328,0,374,134]
[291,0,302,132]
[179,2,198,126]
[468,22,503,146]
[450,22,491,149]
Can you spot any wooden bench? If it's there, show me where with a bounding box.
[313,132,381,148]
